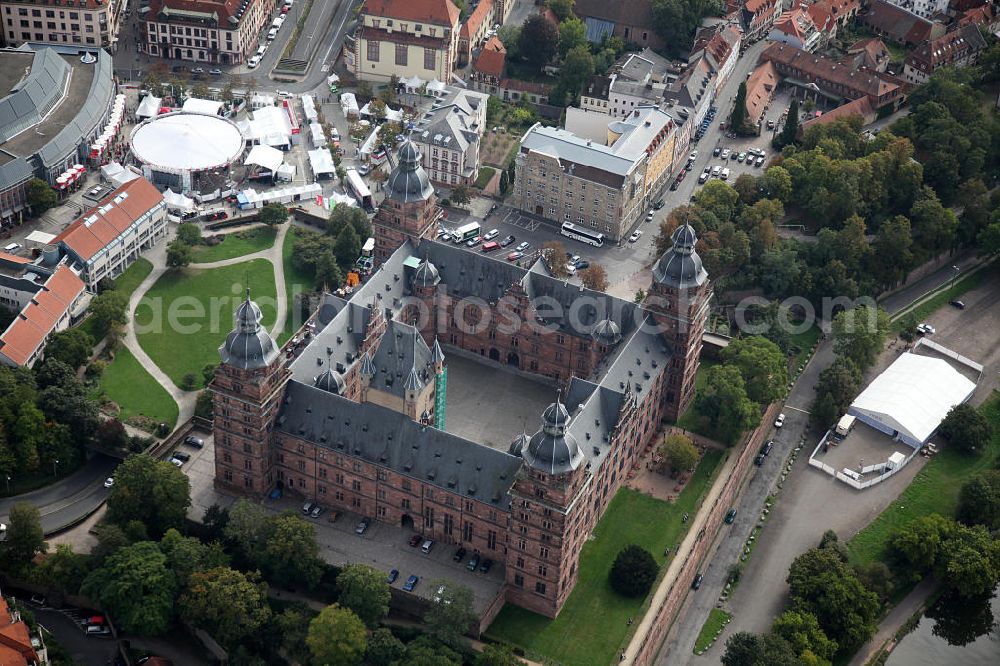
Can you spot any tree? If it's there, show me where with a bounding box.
[721,336,788,405]
[1,503,46,574]
[328,204,372,240]
[274,603,312,664]
[26,178,57,215]
[977,222,1000,255]
[315,250,343,290]
[159,528,229,587]
[81,541,177,635]
[558,17,587,57]
[695,365,760,443]
[476,643,525,666]
[424,581,478,648]
[44,328,94,369]
[258,202,288,226]
[179,567,271,649]
[957,470,1000,530]
[553,44,594,106]
[870,215,913,288]
[660,433,699,474]
[365,627,407,666]
[578,263,609,291]
[548,0,575,21]
[831,305,890,371]
[499,170,510,195]
[166,240,192,268]
[176,222,202,246]
[450,183,473,207]
[306,605,367,666]
[91,522,130,565]
[772,610,837,661]
[609,545,658,597]
[88,290,128,338]
[336,563,391,628]
[939,403,993,455]
[889,513,954,579]
[776,98,800,149]
[12,401,43,473]
[32,543,89,595]
[107,454,191,538]
[519,14,559,69]
[939,522,1000,598]
[95,418,128,451]
[224,499,270,562]
[541,240,570,278]
[730,81,750,134]
[722,631,765,666]
[262,513,324,587]
[333,224,361,268]
[651,0,722,57]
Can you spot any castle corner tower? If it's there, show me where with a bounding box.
[372,140,439,265]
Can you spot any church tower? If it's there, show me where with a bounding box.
[372,140,439,265]
[211,290,290,497]
[645,224,711,422]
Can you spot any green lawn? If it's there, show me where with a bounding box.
[474,166,496,189]
[788,322,822,368]
[191,226,277,263]
[99,346,179,428]
[486,449,726,666]
[134,259,276,389]
[279,226,315,345]
[676,359,719,437]
[890,263,994,331]
[694,609,732,654]
[78,258,154,341]
[847,394,1000,567]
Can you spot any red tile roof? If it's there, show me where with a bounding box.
[460,0,494,39]
[745,61,779,123]
[0,597,37,666]
[363,0,461,26]
[958,3,996,27]
[745,0,775,14]
[147,0,242,24]
[861,0,936,45]
[905,23,988,72]
[761,42,901,104]
[473,36,506,78]
[0,252,32,265]
[0,264,84,366]
[800,96,875,131]
[53,177,164,263]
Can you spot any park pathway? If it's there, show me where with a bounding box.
[124,222,291,426]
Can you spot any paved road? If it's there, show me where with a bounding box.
[0,455,116,535]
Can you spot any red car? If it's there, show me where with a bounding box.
[408,534,422,547]
[281,5,289,13]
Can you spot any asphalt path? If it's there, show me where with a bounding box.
[0,455,116,535]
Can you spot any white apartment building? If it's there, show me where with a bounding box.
[1,0,123,48]
[883,0,950,19]
[411,87,489,186]
[142,0,276,65]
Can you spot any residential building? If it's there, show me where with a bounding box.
[1,0,123,48]
[141,0,277,65]
[846,37,892,72]
[468,35,553,106]
[744,60,779,126]
[799,95,876,133]
[902,23,988,84]
[456,0,512,66]
[769,6,822,53]
[0,596,46,665]
[690,20,742,92]
[52,177,168,290]
[353,0,461,84]
[211,138,712,620]
[0,46,115,226]
[410,87,489,186]
[881,0,951,20]
[573,0,663,49]
[860,0,945,46]
[956,2,999,31]
[806,0,862,40]
[513,109,676,241]
[0,262,85,367]
[760,42,905,112]
[741,0,783,42]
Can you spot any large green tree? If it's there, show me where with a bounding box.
[609,545,659,597]
[695,364,760,443]
[223,498,270,562]
[262,513,324,587]
[179,567,272,649]
[106,454,191,538]
[889,513,954,579]
[721,336,788,405]
[81,541,177,635]
[730,81,750,134]
[365,627,407,666]
[26,178,57,214]
[87,290,129,339]
[43,328,94,369]
[327,204,372,240]
[1,502,46,574]
[831,305,890,371]
[660,433,699,474]
[424,581,478,648]
[519,15,559,69]
[775,98,799,149]
[771,609,837,662]
[259,202,288,226]
[476,643,525,666]
[938,523,1000,598]
[939,403,993,455]
[957,470,1000,530]
[651,0,723,57]
[306,604,368,666]
[159,527,230,587]
[333,224,362,268]
[336,563,391,628]
[558,17,587,57]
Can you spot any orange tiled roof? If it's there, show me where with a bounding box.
[363,0,460,26]
[0,252,32,265]
[460,0,493,39]
[0,264,85,366]
[53,177,163,263]
[0,597,39,666]
[801,96,875,130]
[745,60,779,123]
[473,35,506,78]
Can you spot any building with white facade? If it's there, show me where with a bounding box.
[410,87,489,187]
[353,0,461,84]
[882,0,951,20]
[141,0,276,65]
[1,0,124,49]
[0,262,85,367]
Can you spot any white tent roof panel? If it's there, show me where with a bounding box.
[245,144,284,172]
[182,98,223,115]
[136,95,161,119]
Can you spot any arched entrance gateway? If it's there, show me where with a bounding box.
[401,514,414,530]
[488,347,500,362]
[507,352,519,367]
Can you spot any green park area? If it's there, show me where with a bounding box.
[99,347,178,428]
[279,226,315,345]
[675,359,719,437]
[79,258,153,341]
[134,259,276,390]
[190,226,277,263]
[487,449,725,665]
[848,394,1000,569]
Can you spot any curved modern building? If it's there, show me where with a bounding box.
[0,45,115,225]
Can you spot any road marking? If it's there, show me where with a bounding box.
[784,405,811,414]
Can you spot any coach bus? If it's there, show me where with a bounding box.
[452,221,481,243]
[561,222,605,248]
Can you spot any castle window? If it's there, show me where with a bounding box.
[378,469,388,481]
[540,546,549,559]
[377,506,387,518]
[297,461,305,471]
[319,468,327,478]
[319,485,326,495]
[465,500,474,512]
[516,556,524,568]
[538,564,547,576]
[243,443,252,453]
[244,476,253,489]
[336,491,345,501]
[352,480,362,491]
[402,498,411,509]
[535,488,545,499]
[488,530,497,550]
[463,522,473,541]
[514,574,524,588]
[223,453,232,463]
[518,538,526,550]
[224,470,233,482]
[535,582,547,595]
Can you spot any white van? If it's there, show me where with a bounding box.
[248,55,261,68]
[421,539,434,554]
[3,242,22,252]
[256,44,267,57]
[267,28,278,40]
[720,167,730,181]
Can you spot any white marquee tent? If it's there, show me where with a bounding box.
[183,97,223,115]
[848,352,977,448]
[162,188,196,212]
[308,148,336,176]
[136,95,162,119]
[244,144,285,173]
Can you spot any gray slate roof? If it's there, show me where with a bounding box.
[369,319,434,398]
[277,380,522,508]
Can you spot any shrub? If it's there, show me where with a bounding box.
[609,544,658,597]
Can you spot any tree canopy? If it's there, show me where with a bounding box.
[939,403,993,455]
[1,503,46,574]
[609,544,659,597]
[694,364,760,444]
[336,563,391,628]
[106,454,191,538]
[258,202,288,226]
[307,604,368,666]
[660,433,699,474]
[81,541,177,635]
[424,581,478,648]
[179,567,271,649]
[519,15,559,69]
[721,336,788,405]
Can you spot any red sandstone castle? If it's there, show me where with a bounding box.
[210,140,711,618]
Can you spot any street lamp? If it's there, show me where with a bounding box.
[950,265,959,290]
[53,459,59,477]
[5,476,9,493]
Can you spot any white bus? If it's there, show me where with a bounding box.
[452,221,481,242]
[561,222,605,247]
[345,169,374,211]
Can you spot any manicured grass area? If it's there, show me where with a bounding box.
[486,449,726,666]
[279,226,315,345]
[890,263,994,331]
[191,226,277,263]
[847,394,1000,568]
[99,346,178,428]
[676,359,719,437]
[694,609,732,654]
[77,258,154,341]
[788,321,822,368]
[134,259,276,389]
[474,166,496,189]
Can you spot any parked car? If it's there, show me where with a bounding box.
[403,575,419,592]
[309,505,323,519]
[711,165,721,177]
[950,299,966,309]
[86,625,111,637]
[171,450,191,462]
[725,508,737,524]
[467,554,480,571]
[917,323,935,335]
[721,168,730,180]
[355,519,369,534]
[506,251,524,261]
[754,452,766,466]
[387,569,399,584]
[500,234,515,247]
[191,67,205,74]
[515,241,530,252]
[720,148,731,159]
[421,539,434,554]
[184,435,204,448]
[670,180,679,191]
[736,151,747,162]
[698,172,709,184]
[646,211,654,222]
[713,147,721,157]
[103,477,114,488]
[692,573,704,590]
[302,501,315,515]
[629,230,642,243]
[481,241,500,252]
[760,439,774,457]
[466,235,482,247]
[248,55,261,69]
[483,228,500,240]
[209,68,223,76]
[774,413,786,428]
[452,547,467,562]
[755,155,765,167]
[653,198,665,210]
[408,534,422,547]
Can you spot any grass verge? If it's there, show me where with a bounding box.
[99,346,179,428]
[474,166,496,189]
[279,226,314,345]
[192,226,276,263]
[134,259,276,389]
[847,393,1000,567]
[694,609,732,654]
[485,449,726,666]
